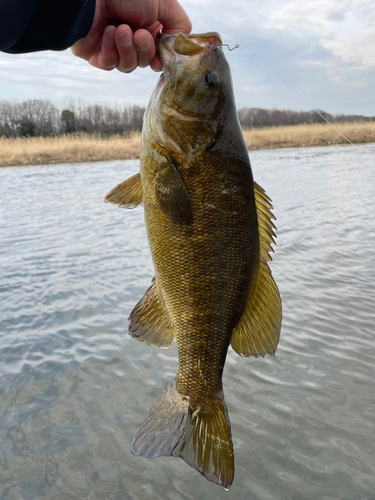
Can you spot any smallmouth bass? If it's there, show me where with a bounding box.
[105,31,282,489]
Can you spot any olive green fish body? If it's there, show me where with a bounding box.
[142,138,259,407]
[105,32,282,489]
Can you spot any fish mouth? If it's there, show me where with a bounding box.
[151,32,224,120]
[157,32,222,69]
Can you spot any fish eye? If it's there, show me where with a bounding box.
[205,72,220,88]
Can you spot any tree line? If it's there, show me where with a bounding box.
[0,99,372,138]
[0,99,145,138]
[238,107,374,129]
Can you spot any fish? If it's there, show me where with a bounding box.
[104,31,282,489]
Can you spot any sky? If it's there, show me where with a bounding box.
[0,0,374,116]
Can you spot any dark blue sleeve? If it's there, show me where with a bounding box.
[0,0,96,53]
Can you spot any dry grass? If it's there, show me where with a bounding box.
[0,132,141,167]
[0,121,374,167]
[242,121,375,150]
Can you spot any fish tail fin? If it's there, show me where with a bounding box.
[131,380,234,489]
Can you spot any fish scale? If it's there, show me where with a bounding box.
[105,31,282,489]
[147,152,256,402]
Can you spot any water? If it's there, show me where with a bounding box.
[0,143,374,499]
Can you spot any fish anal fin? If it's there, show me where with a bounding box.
[231,182,282,358]
[104,173,143,208]
[132,381,234,489]
[128,282,174,349]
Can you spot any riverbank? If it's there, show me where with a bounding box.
[242,121,375,150]
[1,121,374,167]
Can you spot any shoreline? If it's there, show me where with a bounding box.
[1,122,374,167]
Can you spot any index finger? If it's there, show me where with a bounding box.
[157,0,192,34]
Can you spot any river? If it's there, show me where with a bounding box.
[0,143,374,499]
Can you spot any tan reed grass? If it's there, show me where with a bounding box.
[0,132,141,167]
[0,122,374,167]
[242,121,375,150]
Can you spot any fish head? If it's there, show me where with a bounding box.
[144,32,237,159]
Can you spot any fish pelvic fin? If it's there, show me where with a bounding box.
[131,380,234,489]
[231,182,282,358]
[104,173,143,208]
[128,281,174,349]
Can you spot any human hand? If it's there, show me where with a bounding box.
[71,0,191,73]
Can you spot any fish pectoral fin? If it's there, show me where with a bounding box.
[128,282,174,349]
[132,380,234,490]
[155,159,193,225]
[104,173,143,208]
[231,182,282,358]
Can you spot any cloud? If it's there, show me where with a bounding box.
[261,0,375,67]
[0,50,157,103]
[0,0,374,115]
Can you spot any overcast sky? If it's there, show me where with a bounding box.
[0,0,374,115]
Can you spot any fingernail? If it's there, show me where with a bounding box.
[119,31,132,47]
[136,37,151,51]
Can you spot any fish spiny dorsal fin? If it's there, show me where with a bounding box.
[104,173,143,208]
[230,182,282,358]
[129,281,175,349]
[253,182,277,264]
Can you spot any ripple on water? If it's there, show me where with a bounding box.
[1,146,375,498]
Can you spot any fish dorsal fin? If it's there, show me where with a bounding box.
[253,182,277,264]
[129,281,175,349]
[231,182,282,357]
[104,173,143,208]
[155,158,193,225]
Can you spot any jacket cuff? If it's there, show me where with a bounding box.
[4,0,96,53]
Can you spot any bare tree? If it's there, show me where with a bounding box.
[1,98,370,138]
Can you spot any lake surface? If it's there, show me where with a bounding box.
[0,143,374,499]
